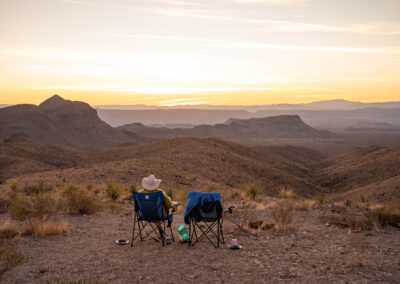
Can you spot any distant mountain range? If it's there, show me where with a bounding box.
[118,115,331,140]
[0,95,331,148]
[96,100,400,127]
[95,99,400,111]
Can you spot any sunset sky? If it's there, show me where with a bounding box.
[0,0,399,106]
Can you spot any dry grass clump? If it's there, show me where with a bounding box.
[105,182,121,201]
[372,207,400,227]
[0,220,19,239]
[245,184,260,200]
[23,219,69,237]
[230,190,242,201]
[8,192,69,237]
[278,185,296,199]
[271,199,294,230]
[60,185,103,215]
[23,181,53,195]
[0,197,11,214]
[107,202,124,214]
[0,238,25,280]
[316,192,327,206]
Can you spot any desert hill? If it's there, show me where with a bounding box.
[6,138,325,196]
[314,146,400,192]
[0,95,141,149]
[0,140,87,178]
[118,115,331,140]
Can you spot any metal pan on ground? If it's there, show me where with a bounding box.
[115,239,130,245]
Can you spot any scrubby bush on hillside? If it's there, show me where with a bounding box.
[106,182,121,201]
[23,181,53,195]
[372,207,400,227]
[0,198,11,214]
[245,184,259,200]
[229,203,255,230]
[230,191,241,201]
[278,185,295,199]
[61,185,102,215]
[316,193,326,205]
[271,198,294,230]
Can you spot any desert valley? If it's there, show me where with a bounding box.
[0,95,399,283]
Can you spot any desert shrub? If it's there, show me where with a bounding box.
[245,184,259,200]
[106,182,121,201]
[108,202,124,214]
[0,238,25,280]
[278,185,295,199]
[8,195,34,223]
[61,186,102,215]
[9,183,19,191]
[317,193,326,205]
[86,184,93,191]
[372,207,400,227]
[0,220,19,239]
[229,204,255,230]
[344,200,352,207]
[23,181,53,195]
[271,198,294,230]
[230,191,241,201]
[0,198,11,214]
[23,219,68,237]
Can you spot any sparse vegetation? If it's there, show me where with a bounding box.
[271,198,294,230]
[372,207,400,227]
[108,202,124,214]
[106,182,121,201]
[245,184,259,200]
[0,220,19,239]
[0,198,11,214]
[278,185,295,199]
[0,238,25,280]
[23,181,53,195]
[230,191,241,201]
[229,204,255,230]
[61,186,102,215]
[316,193,326,205]
[344,200,352,207]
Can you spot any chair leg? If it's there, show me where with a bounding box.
[170,224,175,242]
[131,212,137,247]
[217,219,220,248]
[220,219,225,244]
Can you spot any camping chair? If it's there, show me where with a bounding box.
[131,191,178,247]
[184,191,234,248]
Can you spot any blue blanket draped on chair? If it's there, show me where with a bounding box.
[184,191,222,224]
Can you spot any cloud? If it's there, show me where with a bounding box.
[234,0,311,5]
[252,19,400,35]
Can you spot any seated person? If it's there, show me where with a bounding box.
[139,174,178,217]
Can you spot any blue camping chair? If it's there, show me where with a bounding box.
[184,191,234,248]
[131,191,178,247]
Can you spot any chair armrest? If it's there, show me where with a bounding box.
[223,206,235,214]
[172,202,182,212]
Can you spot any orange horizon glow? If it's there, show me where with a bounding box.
[1,0,399,106]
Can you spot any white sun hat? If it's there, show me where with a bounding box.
[142,174,162,191]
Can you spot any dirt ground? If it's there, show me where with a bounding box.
[3,208,400,283]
